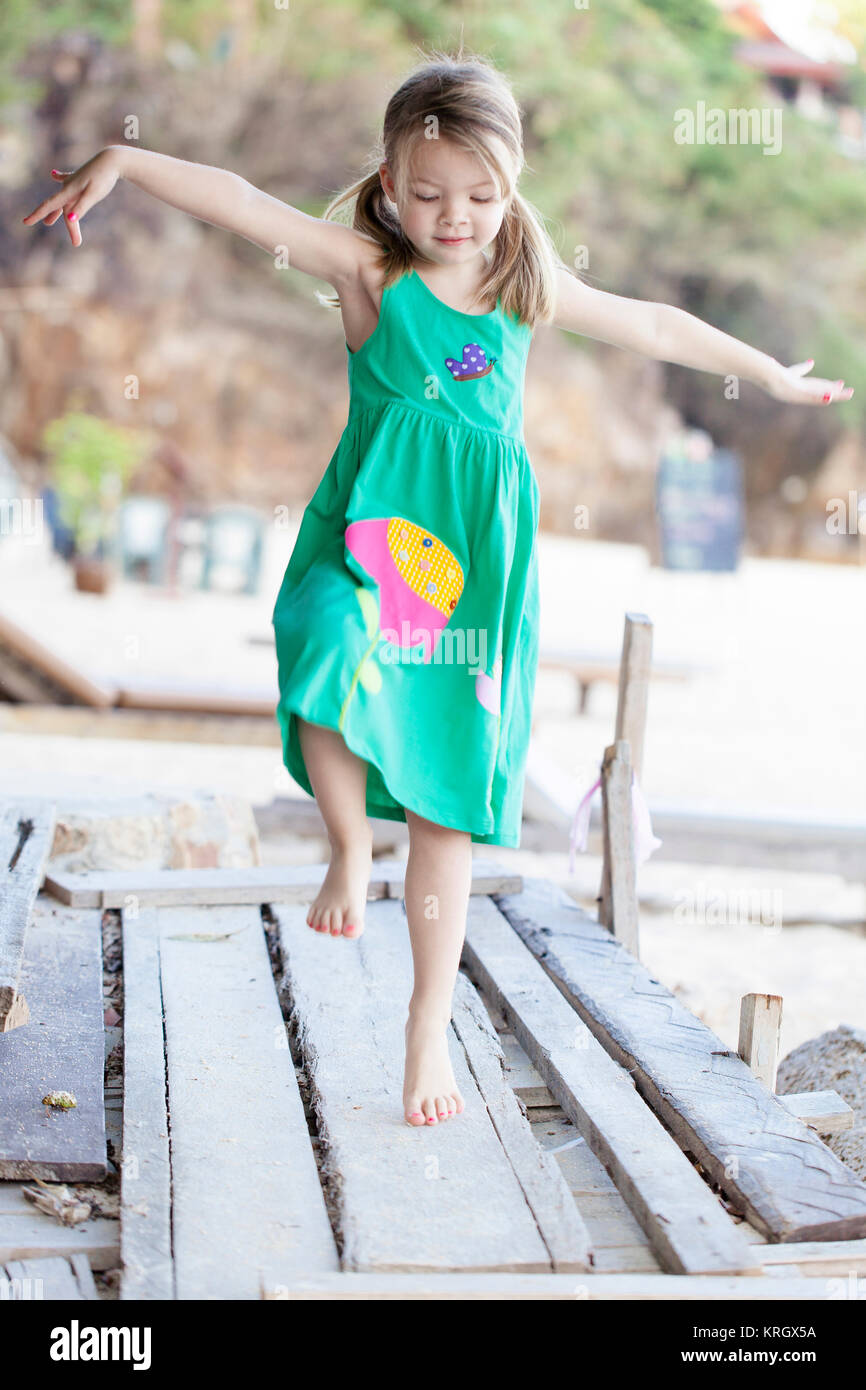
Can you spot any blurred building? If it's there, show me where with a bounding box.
[714,0,865,157]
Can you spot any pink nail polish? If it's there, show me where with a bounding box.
[823,393,831,403]
[67,212,77,221]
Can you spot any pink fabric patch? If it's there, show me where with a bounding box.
[345,518,452,662]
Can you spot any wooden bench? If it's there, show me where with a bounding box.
[537,642,710,716]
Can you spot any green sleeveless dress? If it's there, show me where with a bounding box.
[271,265,539,847]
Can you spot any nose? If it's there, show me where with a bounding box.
[438,200,470,230]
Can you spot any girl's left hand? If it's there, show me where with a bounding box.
[765,359,854,405]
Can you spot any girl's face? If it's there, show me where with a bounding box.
[380,137,509,267]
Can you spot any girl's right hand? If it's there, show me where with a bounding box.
[21,148,122,249]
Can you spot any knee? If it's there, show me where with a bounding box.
[405,808,471,843]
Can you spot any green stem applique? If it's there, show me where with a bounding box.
[339,586,383,731]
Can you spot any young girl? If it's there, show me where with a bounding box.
[24,50,853,1132]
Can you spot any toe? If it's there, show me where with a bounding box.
[405,1106,426,1127]
[422,1099,438,1125]
[435,1095,449,1121]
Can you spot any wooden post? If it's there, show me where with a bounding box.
[738,993,783,1092]
[598,614,653,938]
[599,740,639,955]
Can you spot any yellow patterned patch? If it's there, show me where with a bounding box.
[386,517,464,616]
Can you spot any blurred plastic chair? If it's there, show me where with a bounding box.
[200,504,265,595]
[116,495,172,582]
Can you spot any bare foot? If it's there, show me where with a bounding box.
[305,829,373,939]
[403,1012,465,1127]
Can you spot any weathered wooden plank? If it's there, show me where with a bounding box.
[157,904,338,1298]
[499,1032,555,1107]
[0,1210,118,1268]
[449,970,592,1272]
[0,802,56,1029]
[4,1255,85,1299]
[494,877,866,1243]
[757,1240,866,1275]
[261,1271,829,1300]
[44,858,521,909]
[461,894,760,1276]
[0,702,280,747]
[599,615,651,936]
[0,609,118,707]
[119,908,173,1301]
[69,1251,100,1299]
[599,740,639,953]
[274,898,558,1274]
[44,864,391,910]
[589,1245,662,1273]
[528,1111,662,1269]
[0,900,106,1180]
[777,1090,853,1133]
[738,992,783,1091]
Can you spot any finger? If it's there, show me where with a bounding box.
[821,378,851,404]
[787,359,815,377]
[63,203,83,247]
[21,194,68,225]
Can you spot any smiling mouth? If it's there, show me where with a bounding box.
[436,236,469,244]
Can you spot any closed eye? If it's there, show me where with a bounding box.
[414,194,493,203]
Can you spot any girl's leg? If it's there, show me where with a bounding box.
[401,808,472,1127]
[296,715,374,939]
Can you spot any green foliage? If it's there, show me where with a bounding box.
[42,411,151,557]
[5,0,865,412]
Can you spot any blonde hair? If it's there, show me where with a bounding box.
[316,47,572,330]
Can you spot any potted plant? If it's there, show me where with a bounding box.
[41,411,151,593]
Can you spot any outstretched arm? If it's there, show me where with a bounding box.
[22,145,366,291]
[552,265,853,406]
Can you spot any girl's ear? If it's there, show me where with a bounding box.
[379,161,396,202]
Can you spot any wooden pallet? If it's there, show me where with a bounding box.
[102,857,752,1291]
[8,856,866,1298]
